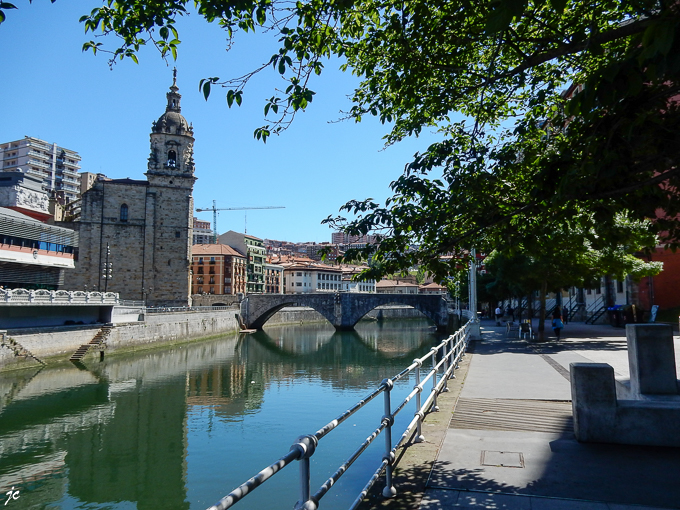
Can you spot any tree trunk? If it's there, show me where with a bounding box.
[537,280,548,341]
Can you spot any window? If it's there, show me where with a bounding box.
[120,204,128,222]
[167,150,177,167]
[175,231,180,238]
[296,282,302,286]
[617,280,624,293]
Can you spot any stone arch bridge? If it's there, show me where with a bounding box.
[240,293,449,331]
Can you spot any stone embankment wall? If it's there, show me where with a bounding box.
[1,308,241,369]
[0,305,427,370]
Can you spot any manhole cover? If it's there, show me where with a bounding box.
[480,450,524,468]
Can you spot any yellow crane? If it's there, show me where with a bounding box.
[195,200,285,243]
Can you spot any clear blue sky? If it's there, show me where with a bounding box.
[0,1,441,242]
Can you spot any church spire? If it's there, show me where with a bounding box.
[166,67,181,112]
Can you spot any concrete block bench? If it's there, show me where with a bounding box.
[570,324,680,447]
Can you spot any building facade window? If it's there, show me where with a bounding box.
[120,204,128,222]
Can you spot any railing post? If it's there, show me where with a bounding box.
[293,435,318,510]
[431,347,440,412]
[442,338,450,392]
[381,378,397,498]
[414,360,425,443]
[450,333,458,379]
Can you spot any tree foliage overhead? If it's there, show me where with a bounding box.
[3,0,679,281]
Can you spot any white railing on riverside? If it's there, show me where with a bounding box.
[206,319,472,510]
[145,306,234,314]
[0,288,119,305]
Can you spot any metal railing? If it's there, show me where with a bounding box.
[585,296,606,324]
[145,305,235,314]
[0,288,119,305]
[206,320,472,510]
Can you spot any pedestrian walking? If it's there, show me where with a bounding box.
[552,316,564,340]
[562,304,569,324]
[495,306,502,326]
[506,305,515,322]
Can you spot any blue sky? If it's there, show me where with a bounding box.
[0,1,443,242]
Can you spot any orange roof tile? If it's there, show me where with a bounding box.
[192,244,245,258]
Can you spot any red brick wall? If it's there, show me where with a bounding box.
[639,248,680,310]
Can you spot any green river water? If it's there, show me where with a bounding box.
[0,318,443,510]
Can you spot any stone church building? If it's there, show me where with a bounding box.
[63,74,196,306]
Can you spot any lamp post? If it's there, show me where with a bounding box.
[102,243,113,292]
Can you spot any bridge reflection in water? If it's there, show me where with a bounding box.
[0,318,442,510]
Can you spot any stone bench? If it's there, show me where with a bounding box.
[570,324,680,447]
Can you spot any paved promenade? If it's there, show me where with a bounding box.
[420,319,680,510]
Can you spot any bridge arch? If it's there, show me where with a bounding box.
[241,293,448,331]
[242,295,337,330]
[350,300,440,329]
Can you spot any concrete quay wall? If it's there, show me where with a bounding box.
[1,309,241,368]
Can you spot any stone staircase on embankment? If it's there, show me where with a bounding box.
[69,324,114,362]
[0,331,45,365]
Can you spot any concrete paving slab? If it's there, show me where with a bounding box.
[529,498,609,510]
[455,490,533,509]
[423,322,680,510]
[461,341,572,401]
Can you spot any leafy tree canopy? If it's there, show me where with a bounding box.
[483,216,663,299]
[3,0,679,281]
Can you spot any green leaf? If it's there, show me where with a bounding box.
[200,79,211,101]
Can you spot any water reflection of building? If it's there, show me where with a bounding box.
[65,380,190,510]
[0,324,438,510]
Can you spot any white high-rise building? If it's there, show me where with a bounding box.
[0,136,82,203]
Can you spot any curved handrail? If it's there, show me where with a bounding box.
[206,320,472,510]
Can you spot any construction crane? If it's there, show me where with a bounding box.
[195,200,285,243]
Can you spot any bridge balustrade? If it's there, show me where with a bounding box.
[206,319,472,510]
[0,288,119,305]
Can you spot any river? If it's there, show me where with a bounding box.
[0,318,444,510]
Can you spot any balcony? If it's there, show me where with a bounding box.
[28,159,50,169]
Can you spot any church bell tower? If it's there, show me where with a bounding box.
[146,68,196,185]
[144,69,196,306]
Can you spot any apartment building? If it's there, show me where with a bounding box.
[219,231,266,293]
[264,263,283,294]
[0,137,82,203]
[192,244,246,295]
[281,262,344,294]
[192,217,213,245]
